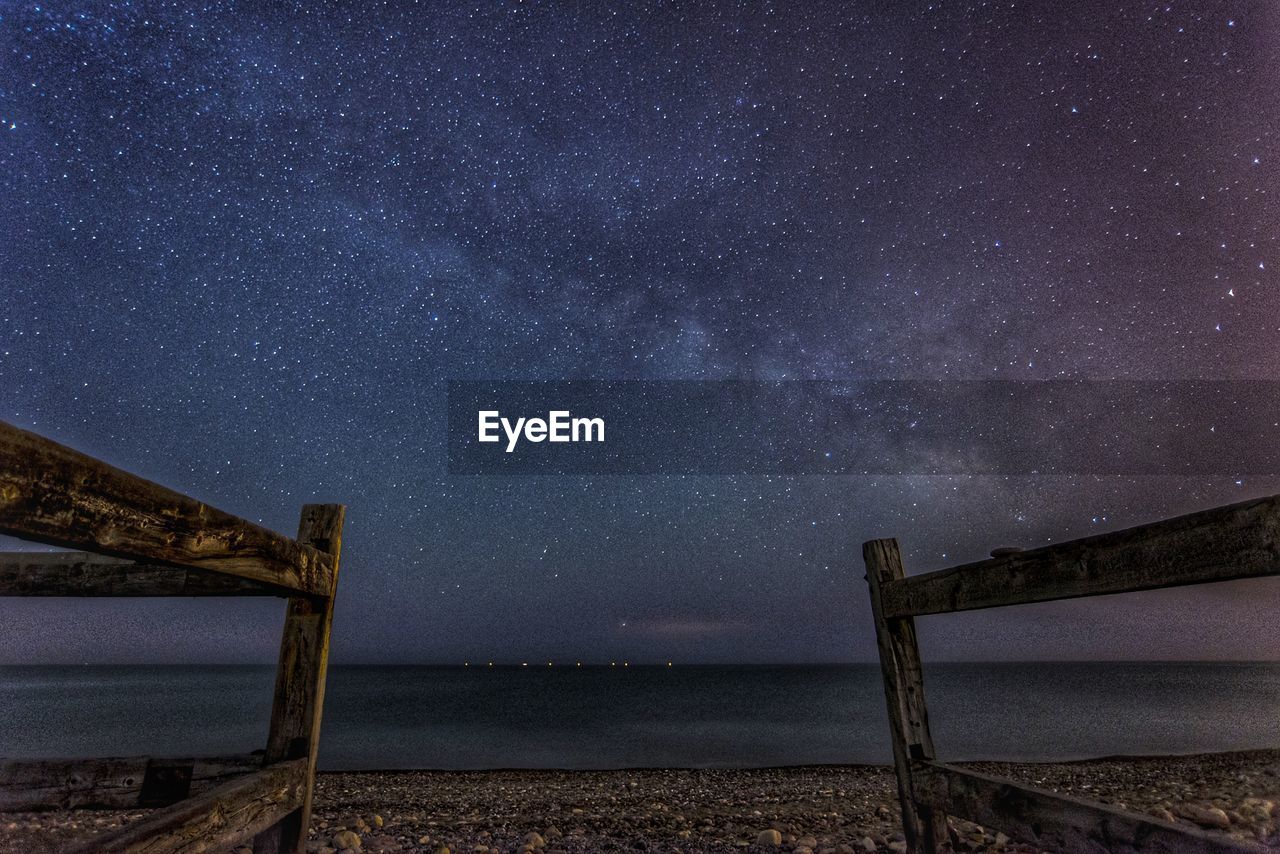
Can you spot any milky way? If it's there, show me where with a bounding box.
[2,2,1278,665]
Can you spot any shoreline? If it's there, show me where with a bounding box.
[302,744,1280,774]
[2,749,1277,853]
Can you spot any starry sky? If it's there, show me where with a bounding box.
[1,1,1278,665]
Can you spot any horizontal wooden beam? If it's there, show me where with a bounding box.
[914,760,1264,854]
[0,422,335,598]
[881,494,1280,618]
[0,552,291,597]
[73,758,306,854]
[0,753,262,811]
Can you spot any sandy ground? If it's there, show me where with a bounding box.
[2,750,1277,852]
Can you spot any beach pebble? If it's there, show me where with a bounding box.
[755,828,782,847]
[523,831,546,848]
[1176,804,1231,829]
[858,838,877,852]
[1243,798,1275,820]
[332,830,362,851]
[797,836,818,849]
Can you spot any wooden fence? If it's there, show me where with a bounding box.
[864,494,1280,854]
[0,420,345,854]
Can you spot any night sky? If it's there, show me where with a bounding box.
[2,2,1278,665]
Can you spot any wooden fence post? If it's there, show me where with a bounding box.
[254,504,345,854]
[864,538,947,854]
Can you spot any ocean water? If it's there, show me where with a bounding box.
[0,663,1277,770]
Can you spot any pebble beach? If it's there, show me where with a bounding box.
[3,749,1278,853]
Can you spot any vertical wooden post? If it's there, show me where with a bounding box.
[254,504,345,854]
[864,538,947,854]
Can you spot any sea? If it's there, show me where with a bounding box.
[1,663,1277,770]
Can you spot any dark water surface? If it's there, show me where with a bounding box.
[1,663,1276,770]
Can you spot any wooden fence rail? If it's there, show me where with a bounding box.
[0,421,344,853]
[0,754,264,812]
[0,552,290,596]
[864,494,1280,854]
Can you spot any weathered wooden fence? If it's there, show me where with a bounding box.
[0,420,345,854]
[864,494,1280,854]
